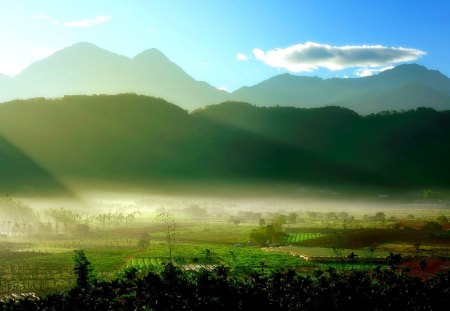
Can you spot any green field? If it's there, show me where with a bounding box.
[0,194,450,295]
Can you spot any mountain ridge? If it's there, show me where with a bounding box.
[0,42,450,113]
[2,43,227,110]
[1,94,450,194]
[230,63,450,113]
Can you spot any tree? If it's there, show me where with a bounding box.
[73,250,92,289]
[419,259,427,272]
[331,232,344,260]
[363,246,375,259]
[436,216,448,225]
[338,212,349,220]
[374,212,386,223]
[287,212,297,224]
[259,218,266,226]
[421,221,443,236]
[249,224,287,246]
[158,212,176,262]
[203,248,213,263]
[271,214,287,227]
[229,216,241,226]
[347,252,358,262]
[137,234,150,249]
[386,252,402,270]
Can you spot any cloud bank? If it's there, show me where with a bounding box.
[253,42,425,72]
[64,16,112,28]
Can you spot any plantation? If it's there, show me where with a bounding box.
[0,193,449,300]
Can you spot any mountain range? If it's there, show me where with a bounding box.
[1,42,450,113]
[0,43,228,110]
[1,94,450,194]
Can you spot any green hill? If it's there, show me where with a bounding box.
[194,101,450,187]
[0,136,69,194]
[1,94,450,194]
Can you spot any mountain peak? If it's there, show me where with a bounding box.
[380,63,428,76]
[132,48,170,62]
[64,42,107,53]
[50,42,122,61]
[69,41,100,49]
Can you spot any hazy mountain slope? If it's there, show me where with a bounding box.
[345,83,450,114]
[0,94,394,193]
[2,94,449,193]
[0,94,191,178]
[358,64,450,94]
[16,42,132,96]
[130,49,228,108]
[230,74,329,107]
[0,74,10,84]
[0,135,69,194]
[0,74,15,100]
[194,101,450,186]
[231,74,366,108]
[4,43,226,110]
[230,64,450,113]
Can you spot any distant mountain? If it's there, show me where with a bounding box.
[1,42,227,110]
[230,64,450,114]
[1,94,450,194]
[0,74,10,83]
[1,42,450,113]
[345,83,450,114]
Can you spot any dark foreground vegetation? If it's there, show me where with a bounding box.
[1,251,449,311]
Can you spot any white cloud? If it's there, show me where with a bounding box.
[0,62,23,76]
[236,52,249,61]
[356,68,376,77]
[32,13,60,25]
[63,16,112,28]
[253,42,425,72]
[198,61,209,66]
[217,86,230,93]
[355,65,394,77]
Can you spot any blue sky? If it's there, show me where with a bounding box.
[1,0,449,91]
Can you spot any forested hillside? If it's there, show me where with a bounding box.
[1,94,449,193]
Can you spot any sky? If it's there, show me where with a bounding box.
[0,0,449,91]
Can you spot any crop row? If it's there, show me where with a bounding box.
[284,232,324,244]
[126,258,163,270]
